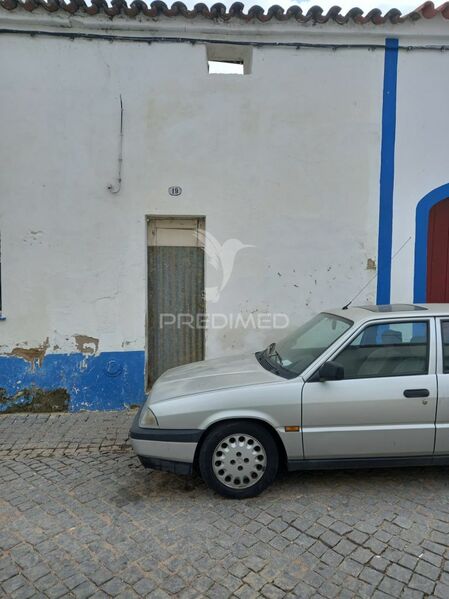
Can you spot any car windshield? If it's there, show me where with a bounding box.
[260,312,353,378]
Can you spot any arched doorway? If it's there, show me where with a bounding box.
[413,184,449,303]
[427,198,449,302]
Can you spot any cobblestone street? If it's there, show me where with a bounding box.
[2,412,449,598]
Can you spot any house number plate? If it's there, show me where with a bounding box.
[169,186,182,197]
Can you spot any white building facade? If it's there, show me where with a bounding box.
[1,1,449,411]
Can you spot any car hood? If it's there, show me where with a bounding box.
[150,353,281,404]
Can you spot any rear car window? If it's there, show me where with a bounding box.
[441,321,449,373]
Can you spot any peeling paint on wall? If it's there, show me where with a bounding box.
[8,338,49,370]
[74,334,99,355]
[0,350,146,412]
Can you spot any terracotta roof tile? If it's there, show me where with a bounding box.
[1,0,449,24]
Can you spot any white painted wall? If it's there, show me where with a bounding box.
[391,46,449,302]
[0,11,388,367]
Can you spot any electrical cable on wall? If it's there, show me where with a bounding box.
[2,29,449,52]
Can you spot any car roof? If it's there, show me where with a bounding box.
[326,303,449,324]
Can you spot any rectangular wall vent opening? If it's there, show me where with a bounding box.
[208,60,244,75]
[206,44,252,75]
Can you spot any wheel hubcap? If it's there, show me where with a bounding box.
[212,434,267,489]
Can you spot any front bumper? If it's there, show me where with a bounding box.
[129,409,202,475]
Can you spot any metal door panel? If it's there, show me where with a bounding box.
[302,317,437,459]
[435,318,449,453]
[148,245,204,386]
[302,375,437,458]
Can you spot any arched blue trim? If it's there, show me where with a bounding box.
[413,183,449,302]
[376,38,399,304]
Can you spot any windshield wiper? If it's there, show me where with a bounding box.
[255,349,297,379]
[265,342,282,364]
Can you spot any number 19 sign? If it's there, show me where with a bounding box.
[168,186,182,197]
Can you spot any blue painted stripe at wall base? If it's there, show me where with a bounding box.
[0,350,146,412]
[377,38,399,305]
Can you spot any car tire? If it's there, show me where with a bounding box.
[199,421,279,499]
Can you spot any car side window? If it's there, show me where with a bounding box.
[441,321,449,373]
[334,321,429,379]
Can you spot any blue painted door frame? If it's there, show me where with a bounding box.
[414,183,449,303]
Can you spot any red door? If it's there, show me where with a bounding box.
[427,198,449,302]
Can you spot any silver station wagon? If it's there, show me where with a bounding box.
[130,304,449,498]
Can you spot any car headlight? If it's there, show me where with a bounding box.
[139,407,159,428]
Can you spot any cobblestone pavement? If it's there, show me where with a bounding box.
[2,413,449,598]
[0,412,132,457]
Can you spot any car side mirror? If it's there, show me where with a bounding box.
[318,361,344,381]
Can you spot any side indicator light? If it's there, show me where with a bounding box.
[284,426,300,432]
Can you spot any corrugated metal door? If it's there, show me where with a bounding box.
[427,199,449,302]
[148,218,205,386]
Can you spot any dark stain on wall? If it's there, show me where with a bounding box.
[0,387,70,413]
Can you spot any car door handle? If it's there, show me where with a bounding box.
[403,389,430,398]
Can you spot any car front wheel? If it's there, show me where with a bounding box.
[198,421,279,499]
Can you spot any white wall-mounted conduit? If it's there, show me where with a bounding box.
[108,94,124,195]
